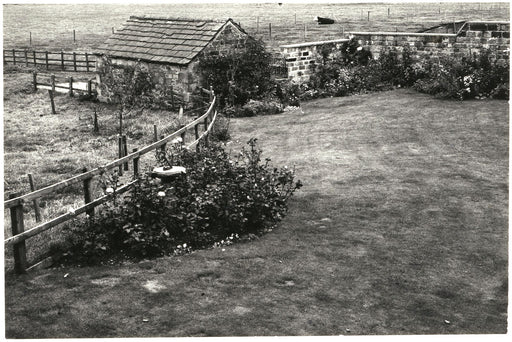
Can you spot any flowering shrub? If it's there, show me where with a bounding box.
[300,39,508,101]
[58,139,302,265]
[413,52,509,100]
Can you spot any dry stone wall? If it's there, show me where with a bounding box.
[280,23,510,82]
[280,39,349,82]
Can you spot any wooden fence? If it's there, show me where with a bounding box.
[4,90,218,274]
[3,49,96,72]
[33,72,98,97]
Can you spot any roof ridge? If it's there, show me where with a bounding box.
[129,15,225,23]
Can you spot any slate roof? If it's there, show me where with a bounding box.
[96,16,243,65]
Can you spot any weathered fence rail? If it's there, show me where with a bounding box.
[33,72,98,97]
[4,91,218,274]
[3,49,96,72]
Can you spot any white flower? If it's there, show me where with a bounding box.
[356,46,363,51]
[172,137,183,144]
[157,191,166,197]
[106,187,114,194]
[183,243,187,248]
[67,207,75,215]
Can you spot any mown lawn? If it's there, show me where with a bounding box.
[4,89,508,337]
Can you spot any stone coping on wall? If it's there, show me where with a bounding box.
[348,32,457,37]
[280,38,350,49]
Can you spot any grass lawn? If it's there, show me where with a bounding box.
[3,89,508,336]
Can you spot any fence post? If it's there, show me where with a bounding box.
[73,52,77,72]
[123,135,129,171]
[204,115,209,147]
[85,52,89,72]
[69,76,74,97]
[32,71,37,92]
[3,50,6,65]
[27,174,42,222]
[93,107,99,133]
[48,89,56,114]
[118,135,123,176]
[180,125,186,145]
[24,50,28,67]
[87,80,92,97]
[119,110,123,135]
[269,23,272,40]
[160,135,166,154]
[82,168,94,217]
[12,49,16,65]
[30,31,32,46]
[33,50,36,66]
[9,193,27,274]
[61,51,65,70]
[45,51,49,70]
[73,29,76,43]
[194,123,200,152]
[153,124,158,142]
[51,74,55,93]
[133,148,139,177]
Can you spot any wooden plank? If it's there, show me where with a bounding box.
[83,168,94,217]
[9,194,27,274]
[4,97,217,208]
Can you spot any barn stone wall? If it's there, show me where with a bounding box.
[281,26,510,82]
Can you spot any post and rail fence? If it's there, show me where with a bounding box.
[4,89,218,274]
[3,49,96,72]
[33,72,98,97]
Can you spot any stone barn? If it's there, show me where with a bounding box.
[94,16,248,104]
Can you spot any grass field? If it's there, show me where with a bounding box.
[2,2,510,52]
[4,89,508,337]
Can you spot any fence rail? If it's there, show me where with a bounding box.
[33,72,98,97]
[3,49,96,72]
[4,91,218,274]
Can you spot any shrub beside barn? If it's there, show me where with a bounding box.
[93,16,248,105]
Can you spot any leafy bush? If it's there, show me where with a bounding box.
[302,38,509,101]
[58,139,302,265]
[211,114,231,142]
[413,52,509,100]
[197,38,275,107]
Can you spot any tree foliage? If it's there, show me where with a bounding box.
[197,38,275,107]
